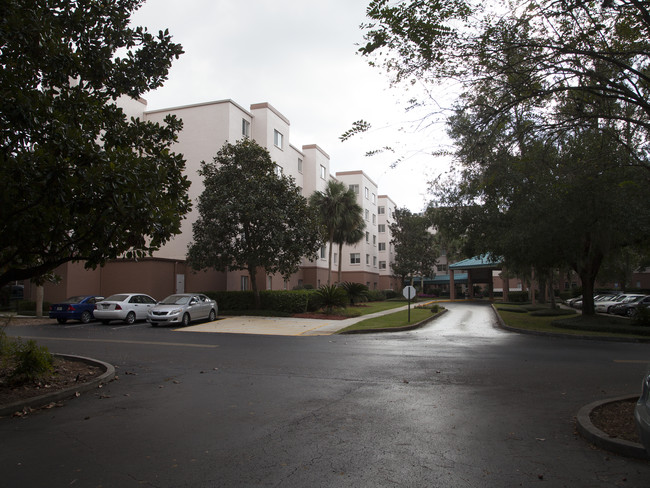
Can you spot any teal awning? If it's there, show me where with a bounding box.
[449,254,502,270]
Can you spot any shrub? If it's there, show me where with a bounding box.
[4,337,54,385]
[312,285,349,314]
[506,291,529,303]
[383,289,398,299]
[339,282,369,305]
[634,306,650,327]
[367,289,386,302]
[529,308,578,317]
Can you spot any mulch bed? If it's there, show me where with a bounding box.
[590,398,640,443]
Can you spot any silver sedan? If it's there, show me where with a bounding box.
[147,293,217,327]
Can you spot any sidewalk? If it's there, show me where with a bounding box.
[180,304,413,336]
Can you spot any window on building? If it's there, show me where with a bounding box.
[378,206,385,215]
[333,253,337,266]
[350,253,360,264]
[349,184,359,194]
[274,129,283,149]
[365,209,369,220]
[267,276,273,290]
[242,119,250,138]
[378,242,386,251]
[366,254,370,264]
[320,246,326,259]
[372,193,376,204]
[373,256,377,267]
[241,276,249,291]
[274,164,282,176]
[378,224,385,233]
[373,235,376,246]
[298,158,303,173]
[437,263,448,272]
[365,187,369,199]
[379,261,387,269]
[372,214,376,225]
[365,231,369,243]
[320,165,326,180]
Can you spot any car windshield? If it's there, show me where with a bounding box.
[104,294,129,302]
[160,295,190,305]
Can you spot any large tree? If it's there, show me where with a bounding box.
[0,0,190,288]
[309,180,364,285]
[360,0,650,313]
[186,139,321,307]
[389,208,438,290]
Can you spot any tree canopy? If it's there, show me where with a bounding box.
[186,139,321,306]
[389,208,438,288]
[0,0,189,288]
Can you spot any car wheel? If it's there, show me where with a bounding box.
[208,309,216,322]
[627,308,637,317]
[56,318,67,324]
[182,313,190,327]
[101,320,110,325]
[124,312,136,325]
[80,311,92,324]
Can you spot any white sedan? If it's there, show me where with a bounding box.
[94,293,157,325]
[595,294,646,314]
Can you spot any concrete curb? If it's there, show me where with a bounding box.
[576,395,649,460]
[339,308,448,334]
[0,354,116,417]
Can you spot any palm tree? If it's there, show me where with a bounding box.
[333,206,365,283]
[309,181,363,285]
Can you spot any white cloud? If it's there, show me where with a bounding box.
[130,0,454,212]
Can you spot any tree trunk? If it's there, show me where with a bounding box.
[249,267,260,309]
[36,285,44,317]
[337,242,343,283]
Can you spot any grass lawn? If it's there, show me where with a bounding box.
[338,307,438,333]
[494,303,650,339]
[348,300,412,316]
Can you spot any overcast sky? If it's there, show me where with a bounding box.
[130,0,454,212]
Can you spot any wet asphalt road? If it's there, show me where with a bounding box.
[2,302,650,487]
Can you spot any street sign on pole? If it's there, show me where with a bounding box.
[403,286,416,322]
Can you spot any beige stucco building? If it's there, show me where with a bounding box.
[35,98,399,302]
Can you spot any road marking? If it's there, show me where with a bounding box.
[10,336,220,349]
[614,360,649,364]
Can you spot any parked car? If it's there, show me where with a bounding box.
[610,295,650,317]
[147,293,217,327]
[48,295,104,324]
[94,293,157,325]
[635,374,650,456]
[594,294,645,314]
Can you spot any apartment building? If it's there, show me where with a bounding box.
[35,98,400,302]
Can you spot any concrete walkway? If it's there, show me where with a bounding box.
[179,304,414,336]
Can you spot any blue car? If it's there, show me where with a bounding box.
[49,295,104,324]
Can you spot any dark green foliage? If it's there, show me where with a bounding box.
[383,289,398,299]
[312,285,349,314]
[0,0,190,287]
[529,308,578,317]
[187,139,321,308]
[1,334,54,385]
[204,290,319,314]
[504,292,529,303]
[634,307,650,327]
[499,307,529,314]
[367,290,387,301]
[552,315,650,336]
[340,282,369,305]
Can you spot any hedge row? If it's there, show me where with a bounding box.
[204,290,320,314]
